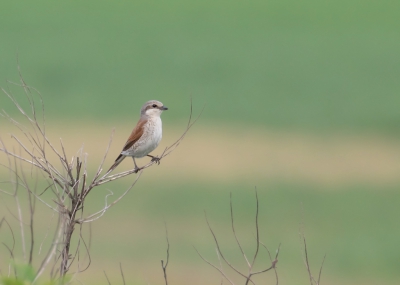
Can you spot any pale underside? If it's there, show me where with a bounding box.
[121,117,162,158]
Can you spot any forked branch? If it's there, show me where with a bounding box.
[161,222,170,285]
[196,191,280,285]
[0,69,200,281]
[301,232,326,285]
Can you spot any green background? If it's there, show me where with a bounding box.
[1,1,400,284]
[1,0,400,132]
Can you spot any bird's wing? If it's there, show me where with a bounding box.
[121,118,146,152]
[106,119,147,175]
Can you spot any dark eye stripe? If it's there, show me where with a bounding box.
[145,104,158,111]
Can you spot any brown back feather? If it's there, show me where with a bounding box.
[106,118,147,174]
[121,118,146,153]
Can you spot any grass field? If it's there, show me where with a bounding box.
[1,124,400,284]
[1,1,400,284]
[1,1,400,132]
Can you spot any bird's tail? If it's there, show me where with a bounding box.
[105,154,125,176]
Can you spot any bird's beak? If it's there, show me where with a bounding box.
[161,106,168,111]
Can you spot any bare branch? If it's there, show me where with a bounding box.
[60,138,75,185]
[199,192,280,285]
[215,248,226,285]
[93,129,115,181]
[13,157,27,262]
[20,166,36,265]
[34,214,64,284]
[38,212,57,255]
[0,218,16,266]
[193,246,235,285]
[158,98,204,160]
[1,72,198,281]
[230,192,250,267]
[78,172,142,223]
[161,222,170,285]
[119,262,126,285]
[204,211,248,280]
[249,189,260,271]
[318,254,326,285]
[300,231,325,285]
[303,236,314,285]
[73,223,92,274]
[260,241,280,285]
[103,270,111,285]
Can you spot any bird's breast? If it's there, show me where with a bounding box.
[148,117,163,146]
[132,117,162,157]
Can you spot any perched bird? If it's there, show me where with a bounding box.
[107,100,168,174]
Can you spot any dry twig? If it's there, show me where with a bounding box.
[300,232,326,285]
[161,222,170,285]
[0,68,200,282]
[119,262,126,285]
[196,191,280,285]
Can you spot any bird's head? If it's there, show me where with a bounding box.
[141,100,168,118]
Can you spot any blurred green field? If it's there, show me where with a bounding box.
[1,173,399,285]
[1,0,400,132]
[1,0,400,284]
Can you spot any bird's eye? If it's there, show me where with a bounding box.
[152,104,157,108]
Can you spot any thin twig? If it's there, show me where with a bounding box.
[249,189,260,271]
[204,211,249,280]
[215,248,226,285]
[193,246,235,285]
[0,218,16,265]
[38,212,57,255]
[301,232,325,285]
[260,241,280,285]
[13,156,26,262]
[78,172,142,223]
[21,165,36,265]
[33,214,64,284]
[2,75,199,280]
[103,270,111,285]
[198,192,279,285]
[230,192,250,267]
[94,129,115,180]
[119,262,126,285]
[161,222,170,285]
[317,254,326,285]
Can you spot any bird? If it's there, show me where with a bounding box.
[107,100,168,174]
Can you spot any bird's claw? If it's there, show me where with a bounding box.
[151,156,161,165]
[133,167,142,173]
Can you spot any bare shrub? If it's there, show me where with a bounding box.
[0,68,199,282]
[0,67,326,285]
[194,191,327,285]
[195,191,280,285]
[300,229,326,285]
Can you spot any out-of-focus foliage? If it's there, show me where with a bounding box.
[0,0,400,133]
[0,263,70,285]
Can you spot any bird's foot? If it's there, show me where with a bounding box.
[133,167,142,173]
[148,155,161,165]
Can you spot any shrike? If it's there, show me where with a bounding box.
[107,100,168,174]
